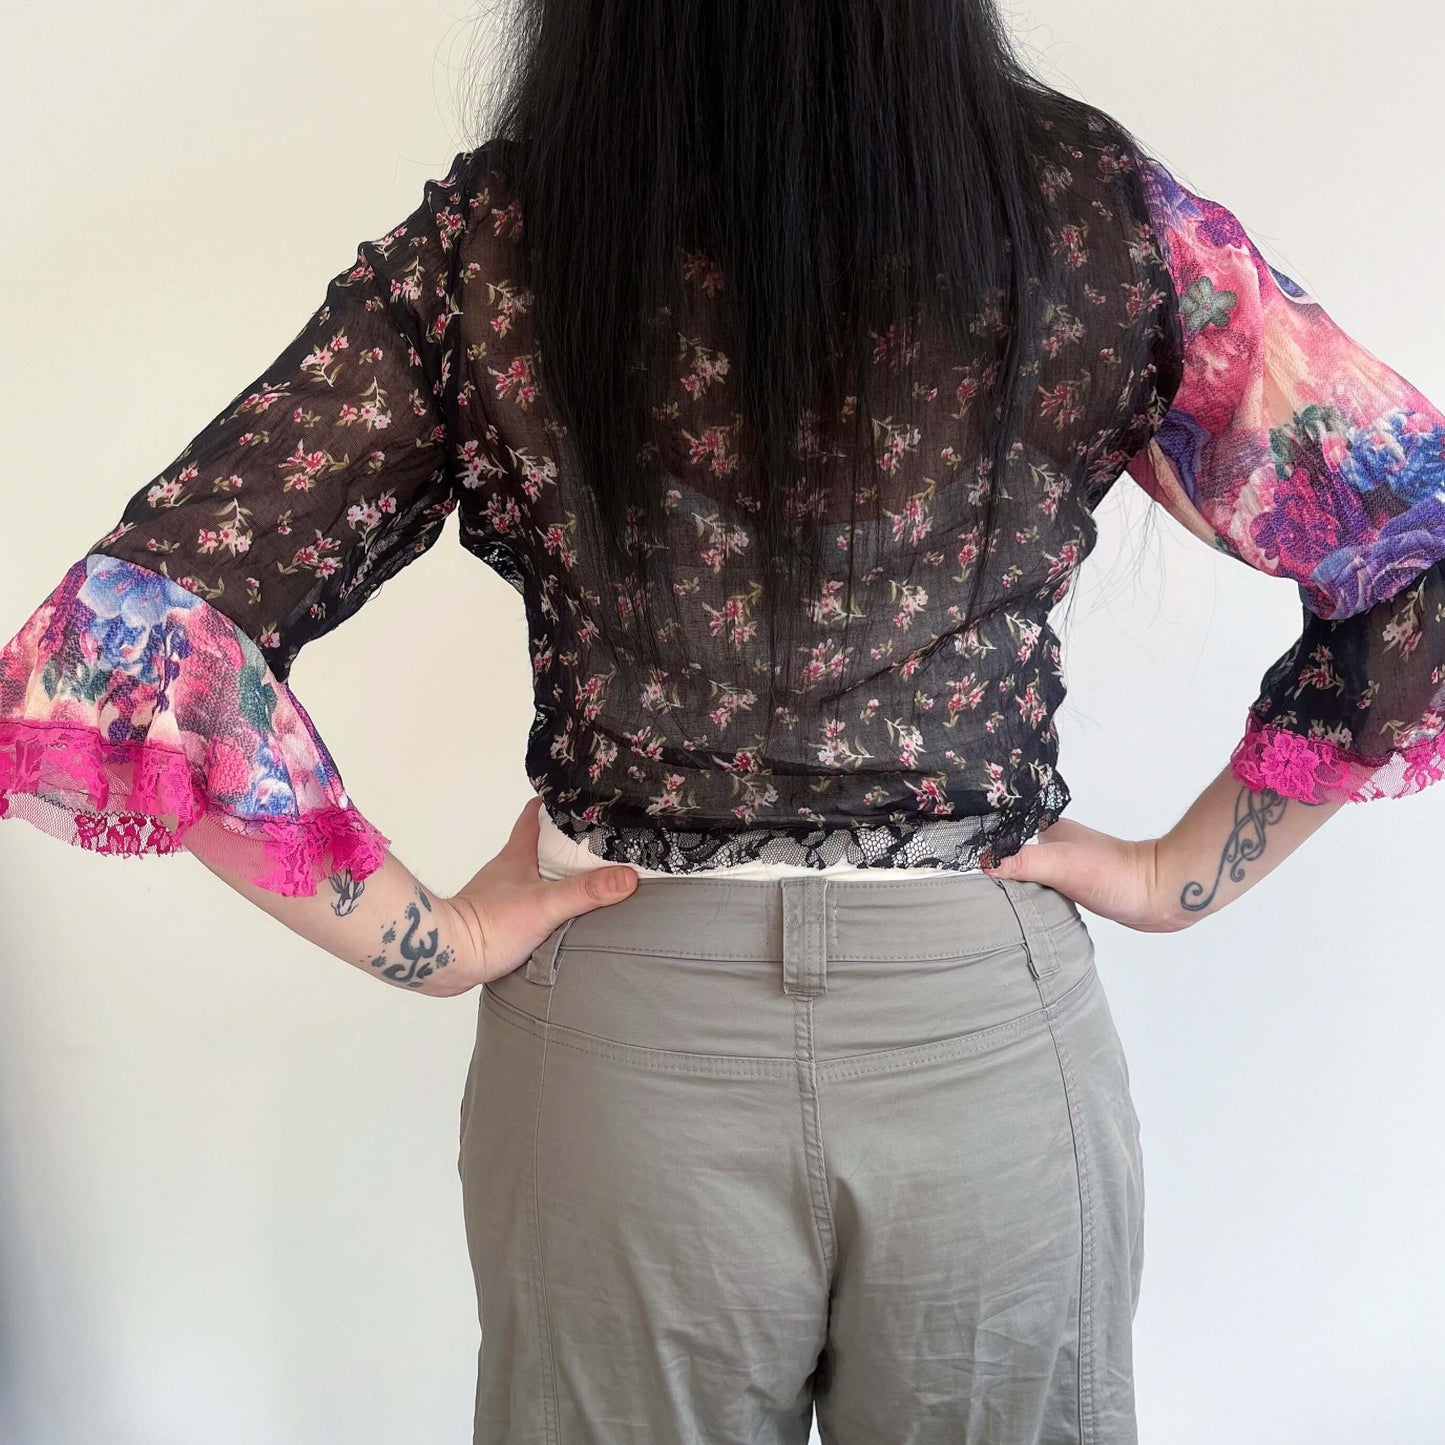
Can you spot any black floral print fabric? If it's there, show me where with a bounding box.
[4,115,1440,886]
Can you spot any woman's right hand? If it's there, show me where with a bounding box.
[983,759,1343,932]
[980,817,1186,933]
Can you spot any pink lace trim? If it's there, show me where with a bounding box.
[0,716,390,896]
[1229,711,1445,805]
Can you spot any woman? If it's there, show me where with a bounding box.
[2,0,1442,1440]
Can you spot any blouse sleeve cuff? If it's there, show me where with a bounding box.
[0,554,390,896]
[1228,709,1445,806]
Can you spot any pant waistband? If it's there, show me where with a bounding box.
[524,872,1080,991]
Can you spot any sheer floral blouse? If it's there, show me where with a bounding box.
[3,122,1443,895]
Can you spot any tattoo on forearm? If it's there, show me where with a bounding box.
[1179,785,1290,912]
[361,884,454,989]
[328,868,365,917]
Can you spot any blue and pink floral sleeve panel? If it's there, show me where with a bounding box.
[0,150,496,895]
[1127,156,1445,805]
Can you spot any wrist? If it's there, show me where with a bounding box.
[1143,834,1199,932]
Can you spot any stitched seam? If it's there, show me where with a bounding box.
[815,962,1097,1082]
[551,937,1051,963]
[483,990,795,1076]
[1043,1000,1095,1443]
[795,997,838,1275]
[530,980,559,1443]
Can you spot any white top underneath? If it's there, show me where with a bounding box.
[535,804,993,883]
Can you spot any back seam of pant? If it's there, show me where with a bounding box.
[530,982,561,1444]
[1041,992,1096,1442]
[795,997,838,1279]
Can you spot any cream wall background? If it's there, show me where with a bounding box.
[0,4,1441,1441]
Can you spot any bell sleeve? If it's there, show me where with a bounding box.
[1124,155,1445,805]
[0,148,492,894]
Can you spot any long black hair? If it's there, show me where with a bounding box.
[462,0,1154,731]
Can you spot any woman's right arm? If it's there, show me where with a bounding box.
[986,152,1445,928]
[1151,763,1345,929]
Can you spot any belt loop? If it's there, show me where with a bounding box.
[780,876,829,998]
[524,916,577,987]
[985,874,1062,984]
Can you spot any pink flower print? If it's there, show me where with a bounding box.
[887,493,934,546]
[1014,679,1047,729]
[678,339,730,398]
[516,451,558,500]
[682,250,725,297]
[808,578,864,627]
[280,442,340,492]
[706,684,757,730]
[722,749,760,774]
[904,776,954,815]
[638,670,681,715]
[147,477,187,507]
[489,198,524,243]
[487,281,531,338]
[531,642,554,679]
[891,581,928,630]
[693,512,750,573]
[491,354,539,408]
[280,533,342,578]
[539,522,577,570]
[799,639,852,690]
[587,734,619,784]
[645,773,687,815]
[575,673,609,725]
[871,321,922,370]
[944,674,986,725]
[982,760,1018,808]
[457,439,501,491]
[1042,303,1086,357]
[436,207,464,250]
[875,421,922,475]
[812,719,873,769]
[1038,377,1084,429]
[483,492,523,535]
[1014,617,1042,664]
[300,329,350,387]
[1049,222,1089,270]
[1037,161,1072,202]
[626,727,666,760]
[337,378,393,432]
[1382,605,1423,660]
[389,258,426,306]
[346,500,385,534]
[235,383,290,417]
[258,624,281,649]
[683,425,740,477]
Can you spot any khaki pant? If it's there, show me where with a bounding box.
[458,872,1145,1443]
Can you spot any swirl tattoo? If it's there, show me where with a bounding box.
[1179,785,1290,912]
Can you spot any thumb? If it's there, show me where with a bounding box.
[553,864,640,922]
[982,841,1059,887]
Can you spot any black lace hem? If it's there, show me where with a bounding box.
[541,779,1071,875]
